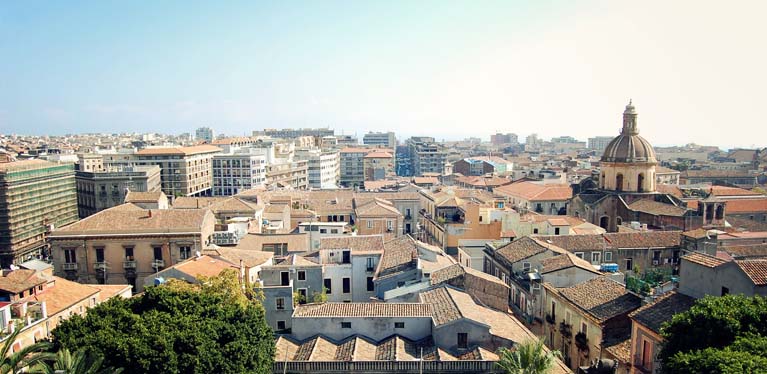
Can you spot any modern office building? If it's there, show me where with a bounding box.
[407,137,446,176]
[195,127,215,143]
[295,149,340,189]
[75,165,162,218]
[363,132,396,148]
[0,160,78,266]
[135,145,221,197]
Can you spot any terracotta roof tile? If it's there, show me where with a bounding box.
[52,205,210,234]
[556,277,642,322]
[722,198,767,214]
[536,231,682,251]
[736,259,767,285]
[494,181,572,202]
[33,277,100,316]
[628,199,689,217]
[629,291,696,333]
[0,270,47,294]
[321,235,385,253]
[376,236,418,280]
[682,252,728,268]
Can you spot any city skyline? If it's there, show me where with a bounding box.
[2,1,766,149]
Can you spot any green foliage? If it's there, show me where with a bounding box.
[496,339,561,374]
[626,268,671,296]
[51,270,275,374]
[0,326,55,374]
[659,295,767,374]
[44,348,123,374]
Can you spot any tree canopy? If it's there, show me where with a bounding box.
[496,339,561,374]
[659,295,767,374]
[51,269,275,374]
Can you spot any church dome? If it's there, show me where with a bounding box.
[601,100,657,164]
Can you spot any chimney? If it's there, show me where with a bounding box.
[147,209,152,218]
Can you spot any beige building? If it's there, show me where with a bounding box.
[75,165,162,218]
[48,204,215,292]
[135,145,222,197]
[363,151,395,182]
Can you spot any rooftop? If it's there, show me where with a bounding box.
[51,205,210,235]
[494,181,572,202]
[682,252,729,268]
[629,291,696,333]
[293,302,432,318]
[135,145,221,156]
[555,277,642,323]
[321,235,385,254]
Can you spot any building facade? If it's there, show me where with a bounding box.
[135,145,221,197]
[363,132,396,148]
[75,166,162,218]
[0,160,78,266]
[212,151,267,196]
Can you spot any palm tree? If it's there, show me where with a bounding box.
[496,339,562,374]
[44,348,123,374]
[0,327,54,374]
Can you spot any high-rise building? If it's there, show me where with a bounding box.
[363,132,397,148]
[195,127,215,143]
[212,149,267,196]
[339,148,368,188]
[0,160,78,266]
[75,165,162,218]
[407,137,446,176]
[490,133,518,146]
[588,136,615,152]
[135,145,221,197]
[295,148,340,189]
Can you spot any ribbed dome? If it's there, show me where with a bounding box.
[601,100,657,164]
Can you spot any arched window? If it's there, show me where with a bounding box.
[616,217,623,226]
[599,216,609,230]
[637,173,645,192]
[616,174,624,192]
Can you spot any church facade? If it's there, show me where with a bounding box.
[568,101,721,232]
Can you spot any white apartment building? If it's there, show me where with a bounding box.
[295,148,340,189]
[212,148,267,196]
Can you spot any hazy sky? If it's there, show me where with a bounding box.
[2,1,766,149]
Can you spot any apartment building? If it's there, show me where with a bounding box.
[211,150,267,196]
[0,160,78,266]
[339,148,368,188]
[363,151,395,181]
[295,148,340,189]
[135,145,221,197]
[407,137,446,176]
[195,126,215,142]
[48,204,215,292]
[265,159,308,190]
[75,165,161,218]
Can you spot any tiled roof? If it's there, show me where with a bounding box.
[212,247,274,267]
[682,252,728,268]
[89,284,132,300]
[722,198,767,214]
[556,277,642,323]
[603,336,632,363]
[0,270,47,293]
[495,237,564,265]
[430,263,508,288]
[682,228,709,239]
[321,235,385,253]
[535,231,682,251]
[629,291,696,333]
[293,302,432,318]
[274,254,320,267]
[722,244,767,259]
[736,259,767,285]
[494,181,572,202]
[710,186,761,197]
[628,199,689,217]
[419,287,466,326]
[376,236,417,280]
[172,196,227,209]
[51,206,210,235]
[363,151,393,158]
[33,277,100,316]
[170,255,237,278]
[656,184,683,198]
[355,199,402,217]
[412,177,439,185]
[0,159,59,172]
[540,253,600,274]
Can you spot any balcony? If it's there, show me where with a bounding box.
[123,260,137,269]
[93,262,108,272]
[151,259,165,269]
[62,262,78,271]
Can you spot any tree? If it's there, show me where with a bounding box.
[0,327,54,374]
[496,339,561,374]
[44,348,123,374]
[659,295,767,374]
[51,270,275,374]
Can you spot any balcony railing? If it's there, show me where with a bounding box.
[62,263,78,271]
[93,262,108,271]
[123,260,137,269]
[151,259,165,269]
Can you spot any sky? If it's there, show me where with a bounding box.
[1,0,766,149]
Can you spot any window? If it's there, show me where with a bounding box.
[277,321,286,330]
[554,227,560,235]
[298,289,307,304]
[591,252,601,264]
[280,271,290,286]
[367,277,374,292]
[626,258,633,271]
[581,322,588,335]
[276,298,285,310]
[566,310,571,325]
[366,257,376,271]
[722,286,730,296]
[331,229,338,234]
[533,228,539,234]
[153,246,163,261]
[95,247,104,263]
[179,246,191,260]
[522,262,531,272]
[457,333,468,349]
[320,228,327,234]
[641,339,653,369]
[342,251,351,264]
[341,322,352,329]
[604,251,613,262]
[298,271,306,281]
[574,252,584,259]
[367,220,373,229]
[550,301,556,321]
[395,322,405,329]
[64,249,77,264]
[387,220,393,231]
[343,278,351,293]
[324,278,332,294]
